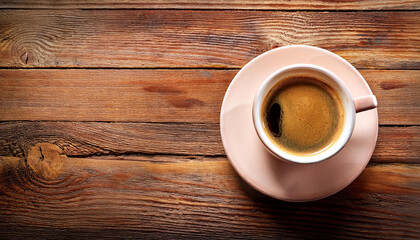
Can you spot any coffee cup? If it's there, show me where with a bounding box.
[253,64,377,164]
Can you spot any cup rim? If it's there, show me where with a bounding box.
[252,63,356,164]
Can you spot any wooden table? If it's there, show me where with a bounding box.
[1,1,419,239]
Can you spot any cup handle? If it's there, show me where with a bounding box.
[354,95,378,113]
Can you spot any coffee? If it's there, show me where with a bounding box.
[262,75,344,156]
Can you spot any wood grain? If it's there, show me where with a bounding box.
[1,0,420,10]
[0,10,419,69]
[369,70,420,124]
[0,122,418,164]
[0,69,231,122]
[0,2,418,239]
[0,148,419,239]
[0,122,223,157]
[372,126,420,164]
[1,69,419,124]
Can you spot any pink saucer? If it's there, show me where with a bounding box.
[220,45,378,202]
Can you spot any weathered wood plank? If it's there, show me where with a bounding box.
[369,70,420,125]
[372,126,420,164]
[0,69,419,124]
[0,0,420,11]
[0,122,223,157]
[0,10,419,69]
[0,69,231,122]
[0,122,419,164]
[0,149,419,239]
[1,0,419,10]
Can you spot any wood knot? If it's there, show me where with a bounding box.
[26,143,66,179]
[19,51,32,65]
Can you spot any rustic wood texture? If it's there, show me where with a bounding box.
[1,3,419,239]
[1,69,419,124]
[0,146,419,239]
[0,122,224,157]
[0,10,419,69]
[1,0,420,10]
[0,122,419,164]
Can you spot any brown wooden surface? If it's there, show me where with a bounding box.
[0,69,419,124]
[1,1,420,239]
[1,0,420,10]
[0,11,419,69]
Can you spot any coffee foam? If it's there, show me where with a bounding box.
[262,75,344,156]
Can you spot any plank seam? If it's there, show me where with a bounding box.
[0,8,419,12]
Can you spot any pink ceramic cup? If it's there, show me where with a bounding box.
[253,64,377,164]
